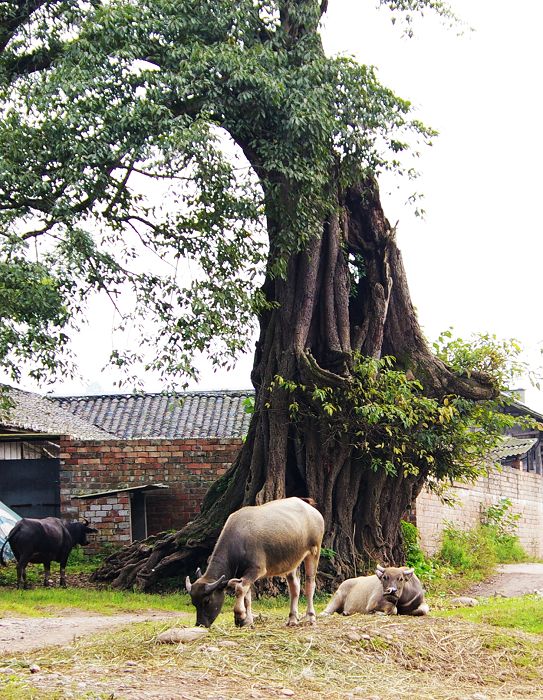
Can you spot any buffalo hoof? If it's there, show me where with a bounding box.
[300,614,316,626]
[235,615,253,628]
[286,616,299,627]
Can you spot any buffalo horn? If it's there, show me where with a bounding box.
[204,575,226,593]
[195,567,202,578]
[83,518,89,526]
[185,576,192,593]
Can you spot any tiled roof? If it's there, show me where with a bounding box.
[491,435,539,461]
[0,387,115,440]
[52,390,254,439]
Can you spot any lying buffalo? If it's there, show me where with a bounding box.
[0,517,98,588]
[321,565,429,616]
[185,497,325,628]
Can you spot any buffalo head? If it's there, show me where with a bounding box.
[186,568,229,628]
[68,520,98,546]
[375,565,414,602]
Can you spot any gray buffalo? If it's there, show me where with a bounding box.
[321,565,429,616]
[185,497,325,628]
[0,516,98,588]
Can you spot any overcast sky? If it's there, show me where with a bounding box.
[21,1,543,410]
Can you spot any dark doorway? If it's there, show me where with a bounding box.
[130,490,147,541]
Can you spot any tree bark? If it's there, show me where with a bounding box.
[92,176,496,590]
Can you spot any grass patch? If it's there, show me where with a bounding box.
[0,586,193,618]
[437,594,543,635]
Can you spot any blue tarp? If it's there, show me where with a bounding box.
[0,500,21,561]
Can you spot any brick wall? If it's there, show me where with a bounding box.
[59,437,241,553]
[415,466,543,557]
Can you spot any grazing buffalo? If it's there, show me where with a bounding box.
[0,517,98,588]
[321,565,429,617]
[185,497,324,628]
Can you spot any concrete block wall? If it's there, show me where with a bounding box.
[415,466,543,558]
[59,437,242,553]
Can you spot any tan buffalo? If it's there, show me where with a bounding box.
[321,565,429,616]
[185,497,324,628]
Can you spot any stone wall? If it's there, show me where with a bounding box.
[415,466,543,558]
[59,437,241,553]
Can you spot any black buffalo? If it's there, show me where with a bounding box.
[0,517,98,588]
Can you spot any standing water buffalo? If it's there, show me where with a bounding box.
[185,497,324,628]
[321,565,429,617]
[0,517,98,588]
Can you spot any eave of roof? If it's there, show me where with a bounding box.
[491,435,539,460]
[1,386,116,440]
[73,483,169,499]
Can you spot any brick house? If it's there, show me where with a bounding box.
[1,388,250,553]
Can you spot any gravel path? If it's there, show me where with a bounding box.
[467,563,543,597]
[0,610,184,654]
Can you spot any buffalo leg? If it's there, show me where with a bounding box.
[286,570,301,626]
[301,549,318,624]
[321,586,345,616]
[43,562,51,587]
[303,555,317,623]
[243,588,254,626]
[229,575,257,627]
[16,557,30,589]
[16,562,23,589]
[59,559,68,587]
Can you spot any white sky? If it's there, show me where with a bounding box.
[19,0,543,410]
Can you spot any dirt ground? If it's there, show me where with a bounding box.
[467,563,543,597]
[0,610,182,654]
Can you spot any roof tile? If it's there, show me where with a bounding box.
[52,390,254,439]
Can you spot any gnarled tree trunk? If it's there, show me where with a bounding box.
[92,177,495,590]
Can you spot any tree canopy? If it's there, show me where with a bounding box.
[0,0,444,386]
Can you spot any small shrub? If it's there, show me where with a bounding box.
[481,498,527,563]
[437,524,496,579]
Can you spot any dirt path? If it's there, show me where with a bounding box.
[467,563,543,597]
[0,610,186,654]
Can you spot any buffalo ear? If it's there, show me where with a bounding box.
[404,568,414,579]
[227,577,243,589]
[375,565,385,579]
[185,576,192,593]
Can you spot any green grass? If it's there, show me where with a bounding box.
[436,594,543,635]
[0,585,193,618]
[0,549,103,588]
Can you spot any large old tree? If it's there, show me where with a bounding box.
[2,1,519,588]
